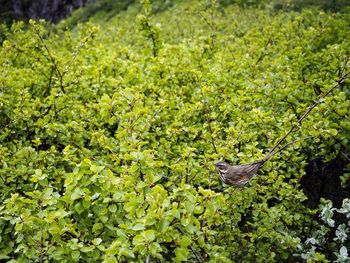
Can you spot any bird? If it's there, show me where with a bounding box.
[214,158,268,187]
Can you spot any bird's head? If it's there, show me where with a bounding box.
[214,161,230,173]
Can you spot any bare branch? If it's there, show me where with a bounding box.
[63,31,95,76]
[266,71,350,159]
[33,25,65,93]
[2,45,6,91]
[189,244,203,263]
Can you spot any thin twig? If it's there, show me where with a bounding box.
[10,44,50,80]
[189,244,203,263]
[330,107,350,121]
[2,45,6,91]
[33,26,65,93]
[266,73,349,159]
[0,173,6,184]
[63,31,94,76]
[200,92,218,154]
[207,114,218,155]
[39,208,45,263]
[255,37,272,65]
[175,226,202,263]
[33,27,62,78]
[269,136,316,158]
[341,151,350,162]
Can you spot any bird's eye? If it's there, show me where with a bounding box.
[215,163,226,169]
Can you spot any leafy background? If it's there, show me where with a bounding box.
[0,0,349,262]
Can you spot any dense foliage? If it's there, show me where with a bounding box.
[0,0,349,262]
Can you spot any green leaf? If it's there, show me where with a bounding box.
[329,129,338,136]
[80,246,94,253]
[90,164,105,173]
[119,248,135,258]
[0,254,10,260]
[51,248,65,260]
[74,202,84,215]
[178,236,192,247]
[159,218,170,233]
[71,188,84,201]
[132,223,145,231]
[175,247,188,261]
[109,204,117,213]
[92,238,103,246]
[92,223,103,233]
[30,169,46,182]
[144,230,156,242]
[71,250,80,261]
[132,234,145,246]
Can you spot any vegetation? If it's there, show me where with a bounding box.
[0,0,349,262]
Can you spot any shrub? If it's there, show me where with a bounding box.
[0,1,349,261]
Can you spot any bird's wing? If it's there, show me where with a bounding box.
[230,161,264,176]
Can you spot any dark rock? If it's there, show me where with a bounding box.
[1,0,96,23]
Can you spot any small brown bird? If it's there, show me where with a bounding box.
[214,159,266,187]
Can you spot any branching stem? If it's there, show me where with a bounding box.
[266,72,349,160]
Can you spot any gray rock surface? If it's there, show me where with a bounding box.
[1,0,95,23]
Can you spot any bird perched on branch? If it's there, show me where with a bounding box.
[215,155,270,187]
[214,74,349,187]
